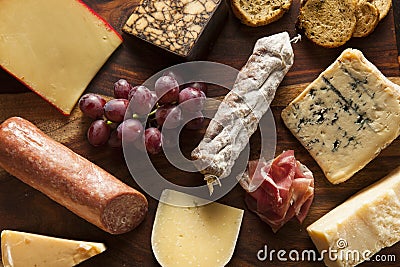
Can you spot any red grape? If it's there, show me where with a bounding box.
[117,119,143,143]
[114,79,132,99]
[130,86,156,116]
[186,82,208,96]
[128,85,139,101]
[163,70,184,86]
[179,87,206,112]
[133,134,146,152]
[79,93,106,119]
[108,130,122,148]
[184,111,204,130]
[87,120,110,146]
[162,128,180,148]
[155,75,179,104]
[104,99,129,122]
[155,105,182,129]
[144,128,163,154]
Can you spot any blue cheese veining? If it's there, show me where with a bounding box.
[281,49,400,184]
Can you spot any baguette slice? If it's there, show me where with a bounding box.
[370,0,392,20]
[231,0,291,27]
[353,0,380,37]
[297,0,357,48]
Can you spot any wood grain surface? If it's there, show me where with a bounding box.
[0,0,399,266]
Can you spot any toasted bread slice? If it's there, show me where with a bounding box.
[297,0,357,48]
[353,0,380,37]
[370,0,392,20]
[231,0,292,27]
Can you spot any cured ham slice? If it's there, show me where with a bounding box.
[239,150,314,232]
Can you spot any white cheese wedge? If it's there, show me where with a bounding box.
[151,190,244,267]
[0,0,122,115]
[1,230,106,267]
[282,48,400,184]
[307,167,400,267]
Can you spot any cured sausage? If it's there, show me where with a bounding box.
[0,117,147,234]
[191,32,294,193]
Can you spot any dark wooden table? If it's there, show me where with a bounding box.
[0,0,399,266]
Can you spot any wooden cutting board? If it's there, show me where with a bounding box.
[0,77,400,267]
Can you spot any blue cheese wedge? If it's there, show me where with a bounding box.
[1,230,106,267]
[281,48,400,184]
[307,167,400,267]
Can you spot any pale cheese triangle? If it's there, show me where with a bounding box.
[151,190,244,267]
[1,230,106,267]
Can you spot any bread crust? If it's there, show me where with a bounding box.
[231,0,292,27]
[353,0,380,37]
[370,0,392,20]
[297,0,357,48]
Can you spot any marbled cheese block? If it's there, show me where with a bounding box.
[123,0,227,59]
[307,167,400,267]
[281,49,400,184]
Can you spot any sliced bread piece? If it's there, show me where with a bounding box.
[370,0,392,20]
[231,0,292,27]
[353,0,380,37]
[297,0,357,48]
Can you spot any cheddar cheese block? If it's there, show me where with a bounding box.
[307,167,400,267]
[282,48,400,184]
[151,190,243,267]
[1,230,106,267]
[0,0,122,115]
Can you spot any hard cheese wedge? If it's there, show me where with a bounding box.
[307,167,400,267]
[151,190,243,267]
[282,48,400,184]
[0,0,122,115]
[1,230,106,267]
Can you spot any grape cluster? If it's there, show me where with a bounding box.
[78,73,207,155]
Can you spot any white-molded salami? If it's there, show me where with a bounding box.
[0,117,148,234]
[191,32,294,192]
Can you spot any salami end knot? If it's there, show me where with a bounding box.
[204,174,222,195]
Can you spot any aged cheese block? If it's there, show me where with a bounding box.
[282,48,400,184]
[0,0,122,115]
[151,190,243,267]
[1,230,106,267]
[307,167,400,267]
[123,0,228,59]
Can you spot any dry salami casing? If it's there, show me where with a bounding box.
[0,117,148,234]
[191,32,294,188]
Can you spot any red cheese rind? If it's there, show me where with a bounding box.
[0,117,147,234]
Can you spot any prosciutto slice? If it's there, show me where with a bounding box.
[239,150,314,232]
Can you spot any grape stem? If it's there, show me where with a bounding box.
[147,109,157,117]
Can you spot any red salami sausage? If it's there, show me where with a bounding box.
[0,117,147,234]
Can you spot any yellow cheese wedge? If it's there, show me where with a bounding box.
[1,230,106,267]
[151,190,244,267]
[307,167,400,267]
[0,0,122,115]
